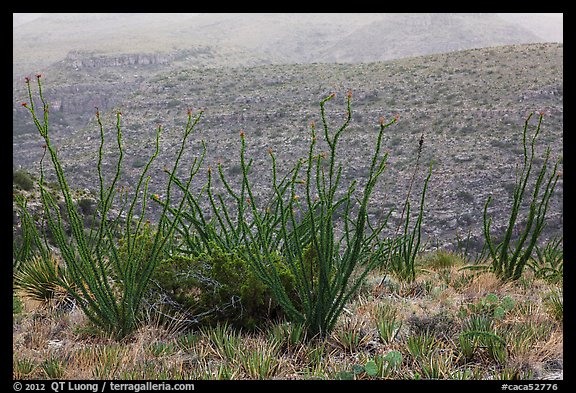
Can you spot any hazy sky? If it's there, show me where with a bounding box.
[13,12,563,44]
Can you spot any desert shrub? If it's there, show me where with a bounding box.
[160,92,398,337]
[387,161,432,283]
[423,249,465,270]
[543,289,563,322]
[528,236,563,283]
[77,197,96,216]
[152,243,297,330]
[13,170,34,191]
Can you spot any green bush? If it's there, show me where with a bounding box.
[77,197,96,216]
[13,170,34,191]
[161,92,398,337]
[528,236,563,283]
[13,294,23,315]
[153,243,297,330]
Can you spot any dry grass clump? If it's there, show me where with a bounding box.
[13,253,563,380]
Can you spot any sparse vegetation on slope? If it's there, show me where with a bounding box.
[13,43,563,252]
[13,71,562,380]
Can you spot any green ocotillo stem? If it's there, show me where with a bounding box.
[483,112,561,282]
[20,76,205,338]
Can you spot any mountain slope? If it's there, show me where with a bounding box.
[13,43,563,250]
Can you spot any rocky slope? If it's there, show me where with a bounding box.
[13,43,563,252]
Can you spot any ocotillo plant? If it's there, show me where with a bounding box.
[387,161,433,283]
[160,92,396,336]
[17,75,203,339]
[243,92,398,337]
[13,194,51,269]
[483,112,561,282]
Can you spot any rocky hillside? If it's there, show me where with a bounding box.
[13,42,563,251]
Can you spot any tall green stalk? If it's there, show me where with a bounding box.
[483,112,561,281]
[18,76,202,338]
[13,194,51,269]
[388,161,433,282]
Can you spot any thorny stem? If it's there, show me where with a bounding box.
[379,131,426,285]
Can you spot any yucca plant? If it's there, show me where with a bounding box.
[418,349,454,379]
[406,332,436,362]
[13,358,36,379]
[17,75,202,339]
[543,288,563,322]
[41,355,64,379]
[237,341,281,379]
[459,314,507,364]
[375,303,402,344]
[91,345,126,379]
[483,112,561,281]
[332,318,367,353]
[373,350,403,378]
[268,321,307,352]
[202,322,242,361]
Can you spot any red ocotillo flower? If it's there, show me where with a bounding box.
[21,102,28,107]
[240,130,245,138]
[24,77,30,84]
[346,90,352,98]
[36,73,42,79]
[379,116,385,125]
